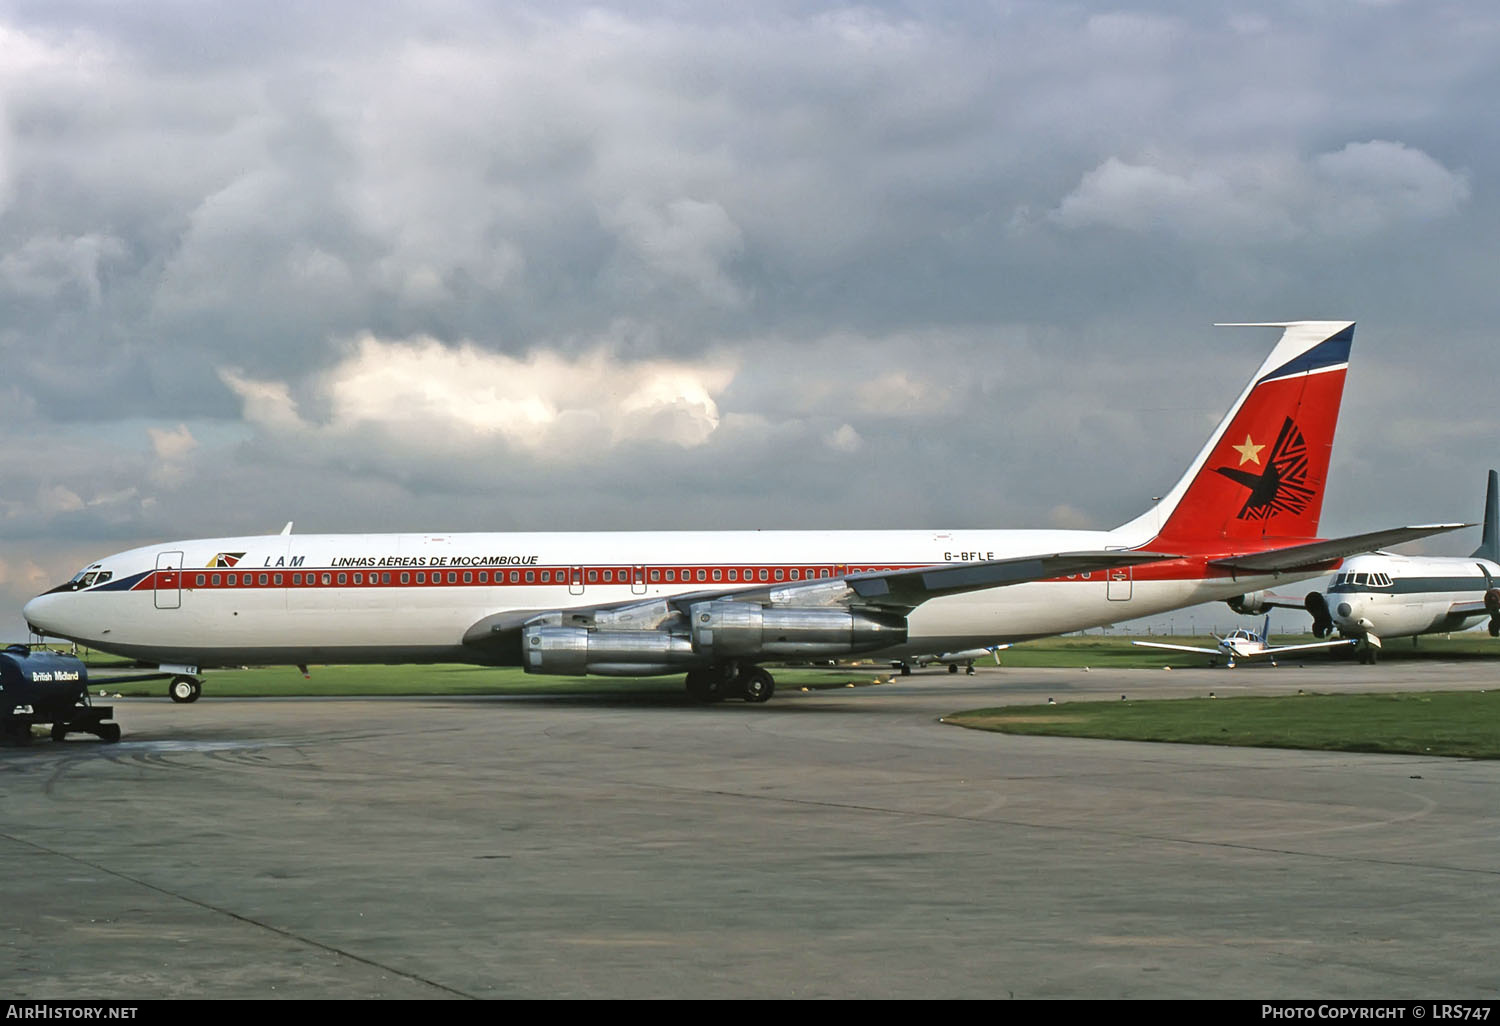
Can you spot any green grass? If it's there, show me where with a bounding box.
[947,691,1500,759]
[79,660,892,699]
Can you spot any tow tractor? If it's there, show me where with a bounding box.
[0,645,120,745]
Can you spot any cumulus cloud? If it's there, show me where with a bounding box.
[147,423,199,485]
[221,334,738,462]
[1050,141,1470,241]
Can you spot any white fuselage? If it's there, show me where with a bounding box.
[1326,552,1500,639]
[24,527,1275,669]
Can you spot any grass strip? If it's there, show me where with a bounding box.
[947,691,1500,759]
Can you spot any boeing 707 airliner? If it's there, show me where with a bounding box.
[22,321,1459,703]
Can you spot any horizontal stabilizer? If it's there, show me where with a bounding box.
[1209,524,1469,575]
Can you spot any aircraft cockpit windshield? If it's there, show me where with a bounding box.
[66,565,113,590]
[1332,571,1393,591]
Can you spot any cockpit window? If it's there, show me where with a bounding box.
[66,565,109,590]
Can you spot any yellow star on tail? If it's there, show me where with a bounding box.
[1232,435,1264,465]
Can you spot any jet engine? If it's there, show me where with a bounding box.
[688,601,907,660]
[521,626,698,677]
[519,600,911,676]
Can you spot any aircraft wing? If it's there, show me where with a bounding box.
[1208,524,1470,575]
[1445,598,1493,618]
[1265,638,1357,655]
[839,550,1176,611]
[463,550,1178,649]
[1131,641,1222,656]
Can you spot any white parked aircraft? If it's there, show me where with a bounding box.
[892,645,1009,676]
[1132,615,1354,667]
[23,321,1459,704]
[1228,470,1499,663]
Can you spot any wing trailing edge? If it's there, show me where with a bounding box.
[844,550,1177,610]
[1208,524,1469,575]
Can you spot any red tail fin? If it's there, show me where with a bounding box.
[1128,322,1353,550]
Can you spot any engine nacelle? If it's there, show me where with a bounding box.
[521,626,699,677]
[1226,591,1269,615]
[689,601,907,659]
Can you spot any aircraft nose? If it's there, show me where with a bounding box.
[1332,599,1367,631]
[22,593,60,635]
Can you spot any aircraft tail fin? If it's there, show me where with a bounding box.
[1118,322,1354,550]
[1471,470,1498,562]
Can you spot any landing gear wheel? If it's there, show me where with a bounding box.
[98,723,121,743]
[50,724,68,742]
[1490,617,1499,638]
[899,663,911,676]
[740,667,775,704]
[947,663,959,674]
[965,665,976,676]
[684,668,724,704]
[169,676,201,703]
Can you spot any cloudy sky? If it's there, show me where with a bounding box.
[3,1,1499,640]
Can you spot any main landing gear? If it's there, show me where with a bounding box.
[169,675,203,703]
[684,663,776,705]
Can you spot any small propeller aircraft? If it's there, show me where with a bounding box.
[1132,615,1354,667]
